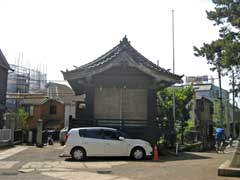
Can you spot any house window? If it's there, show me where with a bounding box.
[50,105,57,114]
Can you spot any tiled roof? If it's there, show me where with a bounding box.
[193,84,212,91]
[22,97,65,105]
[46,82,75,96]
[46,82,84,104]
[0,49,11,70]
[71,36,182,79]
[22,98,47,105]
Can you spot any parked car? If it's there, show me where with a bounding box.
[59,127,69,145]
[64,127,153,160]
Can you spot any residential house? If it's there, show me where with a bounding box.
[0,49,11,128]
[22,97,64,130]
[192,83,234,137]
[190,95,214,150]
[192,83,229,101]
[45,82,84,128]
[62,36,183,144]
[19,83,83,132]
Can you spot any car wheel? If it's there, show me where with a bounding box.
[131,147,145,160]
[71,147,86,161]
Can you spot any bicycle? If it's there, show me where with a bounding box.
[216,140,228,153]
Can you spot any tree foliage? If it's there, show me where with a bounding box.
[194,0,240,92]
[157,86,195,144]
[18,108,29,130]
[206,0,240,29]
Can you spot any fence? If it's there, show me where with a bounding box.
[70,118,151,129]
[0,129,11,142]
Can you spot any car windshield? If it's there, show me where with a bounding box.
[118,130,131,139]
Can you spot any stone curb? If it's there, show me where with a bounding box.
[218,160,240,177]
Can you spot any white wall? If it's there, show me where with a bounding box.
[64,104,76,128]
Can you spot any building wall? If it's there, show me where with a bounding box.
[194,98,214,149]
[194,84,229,100]
[211,85,229,100]
[28,105,41,129]
[0,66,8,128]
[194,84,231,136]
[93,65,151,122]
[26,100,64,130]
[64,104,75,128]
[93,66,154,89]
[41,100,64,129]
[94,87,121,119]
[196,91,211,99]
[94,87,147,120]
[226,104,240,137]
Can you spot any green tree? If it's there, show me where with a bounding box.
[194,0,240,127]
[206,0,240,68]
[157,86,194,145]
[194,0,240,85]
[206,0,240,29]
[18,108,29,130]
[18,108,29,142]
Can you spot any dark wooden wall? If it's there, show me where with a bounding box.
[0,66,8,128]
[75,86,94,120]
[147,89,157,125]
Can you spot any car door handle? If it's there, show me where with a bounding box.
[106,143,110,145]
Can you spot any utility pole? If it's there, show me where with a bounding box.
[217,65,224,127]
[232,70,236,137]
[172,10,176,132]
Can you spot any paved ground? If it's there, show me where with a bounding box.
[0,142,239,180]
[112,151,238,180]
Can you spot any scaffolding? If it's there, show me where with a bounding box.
[6,64,47,111]
[7,64,47,93]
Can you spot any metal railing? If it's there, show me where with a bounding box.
[70,118,152,129]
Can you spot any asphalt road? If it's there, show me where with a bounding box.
[0,143,239,180]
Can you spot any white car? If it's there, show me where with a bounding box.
[64,127,153,160]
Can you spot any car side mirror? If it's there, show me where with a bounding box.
[119,136,125,141]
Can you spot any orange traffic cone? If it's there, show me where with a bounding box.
[153,145,159,161]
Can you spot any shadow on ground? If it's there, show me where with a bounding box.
[65,156,138,162]
[156,152,212,163]
[64,152,212,163]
